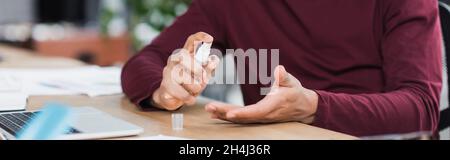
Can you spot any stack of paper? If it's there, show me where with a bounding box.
[0,74,27,111]
[0,66,123,97]
[0,92,28,111]
[0,74,22,92]
[127,135,190,140]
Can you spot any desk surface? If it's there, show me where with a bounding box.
[0,44,357,140]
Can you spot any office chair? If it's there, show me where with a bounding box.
[438,2,450,132]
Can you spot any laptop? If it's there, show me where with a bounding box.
[0,107,143,140]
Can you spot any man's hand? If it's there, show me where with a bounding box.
[205,66,319,124]
[153,32,220,111]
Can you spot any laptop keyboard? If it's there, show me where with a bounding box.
[0,111,81,137]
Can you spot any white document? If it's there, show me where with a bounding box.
[0,74,22,92]
[0,92,28,111]
[0,66,122,97]
[128,135,190,140]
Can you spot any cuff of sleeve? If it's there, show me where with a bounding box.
[312,90,332,128]
[136,79,163,111]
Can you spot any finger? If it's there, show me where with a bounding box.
[182,81,203,95]
[164,82,196,104]
[158,92,183,111]
[168,64,185,85]
[204,55,220,81]
[273,65,287,88]
[226,94,285,123]
[179,52,204,78]
[272,65,300,89]
[225,103,270,123]
[205,102,242,120]
[167,53,183,67]
[206,101,267,123]
[179,68,205,95]
[184,32,214,54]
[169,58,204,95]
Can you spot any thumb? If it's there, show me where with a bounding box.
[273,65,300,88]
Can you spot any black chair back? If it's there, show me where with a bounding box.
[438,2,450,131]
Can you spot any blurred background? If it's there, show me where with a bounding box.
[0,0,190,65]
[0,0,244,105]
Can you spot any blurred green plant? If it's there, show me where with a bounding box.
[128,0,191,31]
[100,0,191,51]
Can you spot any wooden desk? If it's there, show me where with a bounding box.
[0,45,357,140]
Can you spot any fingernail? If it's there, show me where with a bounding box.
[279,65,286,72]
[206,35,214,41]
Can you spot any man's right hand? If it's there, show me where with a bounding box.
[152,32,220,111]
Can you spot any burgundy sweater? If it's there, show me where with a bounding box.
[121,0,442,137]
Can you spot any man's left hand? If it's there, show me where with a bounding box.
[205,65,319,124]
